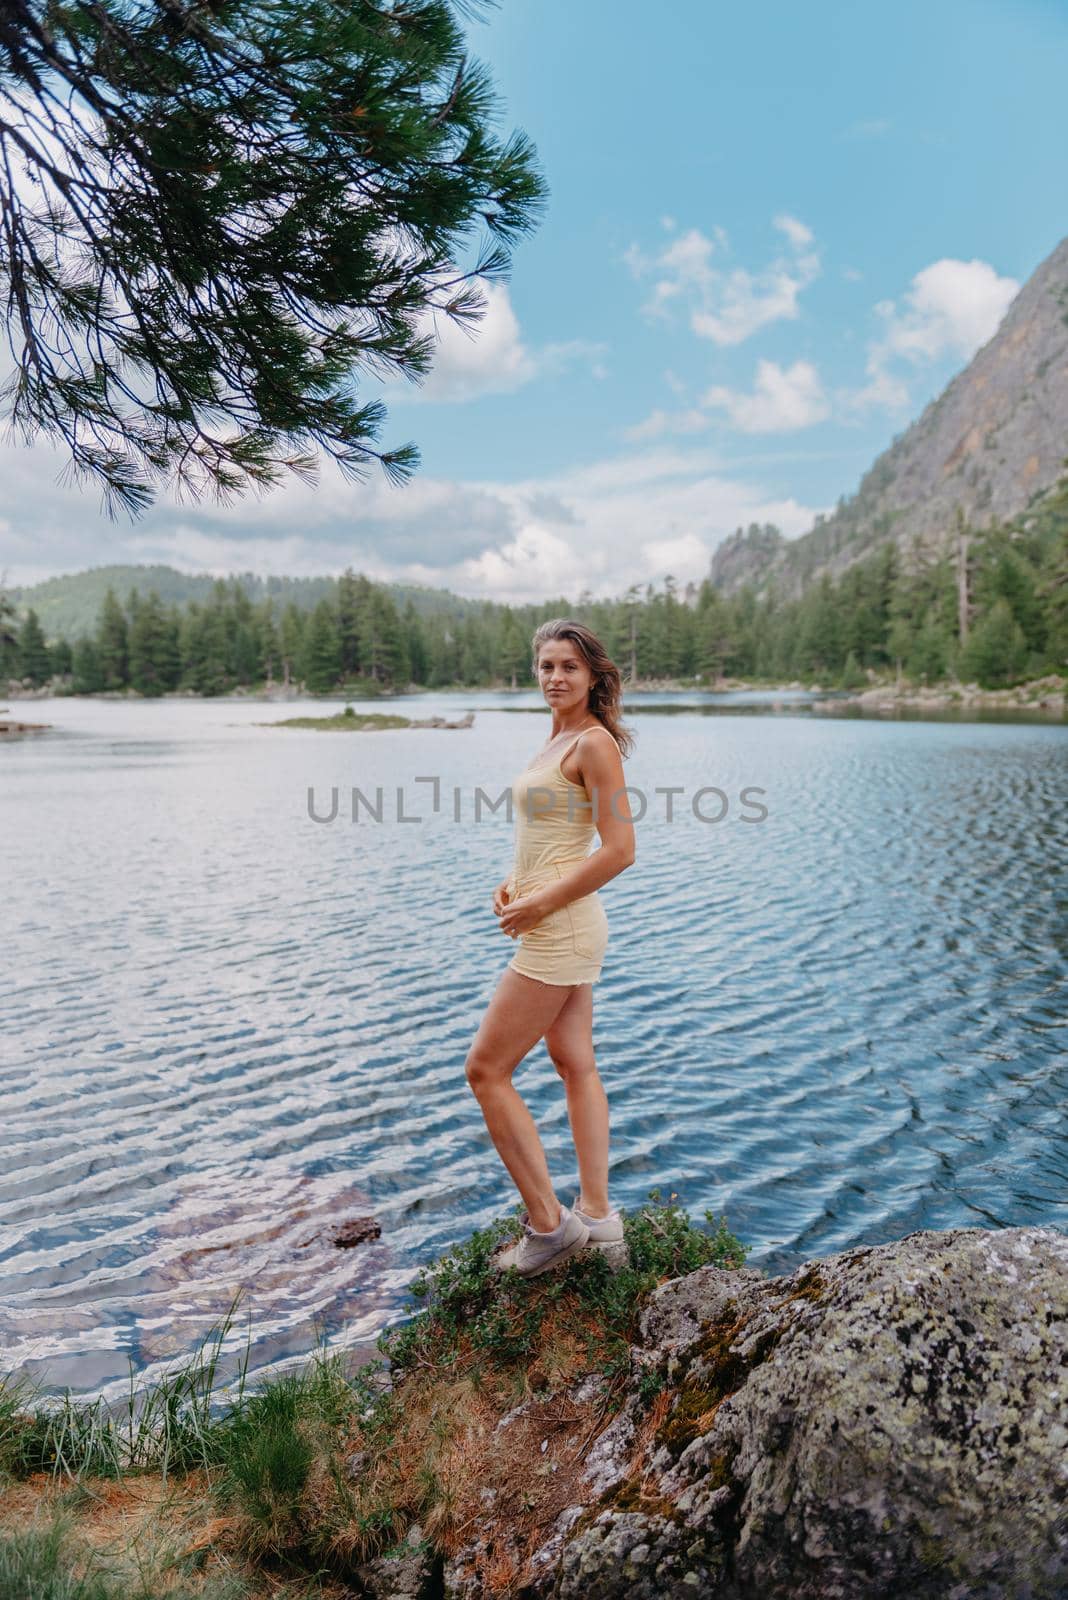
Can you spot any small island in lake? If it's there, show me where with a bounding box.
[0,709,51,736]
[258,706,475,731]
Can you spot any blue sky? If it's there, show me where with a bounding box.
[2,0,1067,600]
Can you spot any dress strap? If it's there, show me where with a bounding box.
[558,723,614,770]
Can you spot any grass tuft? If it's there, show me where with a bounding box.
[0,1302,249,1483]
[1,1196,752,1590]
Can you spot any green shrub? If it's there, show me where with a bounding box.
[380,1192,751,1381]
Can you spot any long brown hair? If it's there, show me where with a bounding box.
[530,618,636,759]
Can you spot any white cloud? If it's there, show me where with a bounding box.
[1,428,825,604]
[702,359,830,434]
[853,257,1020,410]
[773,214,814,249]
[626,215,820,346]
[625,226,722,318]
[456,448,819,602]
[845,118,892,140]
[390,280,604,404]
[623,407,708,442]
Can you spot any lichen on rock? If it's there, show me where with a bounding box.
[525,1225,1068,1600]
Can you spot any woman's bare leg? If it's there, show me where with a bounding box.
[544,984,611,1218]
[464,968,576,1233]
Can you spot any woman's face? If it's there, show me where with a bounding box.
[537,640,594,715]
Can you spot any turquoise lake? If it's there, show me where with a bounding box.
[2,690,1066,1401]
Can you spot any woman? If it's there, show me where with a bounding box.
[464,618,637,1277]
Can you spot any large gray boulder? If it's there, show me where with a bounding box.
[440,1225,1067,1599]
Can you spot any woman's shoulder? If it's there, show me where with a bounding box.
[576,723,620,756]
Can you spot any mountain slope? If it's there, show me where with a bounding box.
[6,564,492,640]
[710,235,1068,599]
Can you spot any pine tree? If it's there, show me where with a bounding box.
[50,637,73,679]
[795,573,842,679]
[695,583,736,682]
[496,610,528,688]
[302,600,342,692]
[0,0,547,518]
[71,635,104,694]
[960,597,1028,688]
[280,605,306,688]
[181,601,231,695]
[981,528,1045,656]
[403,598,428,686]
[95,588,129,689]
[0,582,21,681]
[839,649,865,689]
[909,610,951,684]
[129,589,179,695]
[258,600,283,685]
[17,608,51,685]
[1020,473,1068,673]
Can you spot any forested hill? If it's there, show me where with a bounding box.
[710,234,1068,600]
[6,564,490,641]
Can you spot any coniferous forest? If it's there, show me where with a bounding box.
[3,479,1066,698]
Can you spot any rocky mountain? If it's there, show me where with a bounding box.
[710,235,1068,600]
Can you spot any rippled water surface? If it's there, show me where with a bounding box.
[3,692,1067,1399]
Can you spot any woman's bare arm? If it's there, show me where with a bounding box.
[499,731,635,935]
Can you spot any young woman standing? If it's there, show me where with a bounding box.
[463,618,636,1276]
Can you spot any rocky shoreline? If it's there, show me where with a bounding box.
[424,1225,1068,1600]
[811,672,1067,716]
[1,1212,1064,1600]
[5,671,1067,707]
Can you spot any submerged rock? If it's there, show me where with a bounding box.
[441,1226,1066,1599]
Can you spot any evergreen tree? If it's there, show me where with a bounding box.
[619,585,642,684]
[795,573,842,679]
[695,582,736,682]
[839,649,865,689]
[50,637,73,679]
[129,589,180,696]
[337,569,364,680]
[0,583,20,680]
[280,605,306,687]
[302,600,342,692]
[231,619,260,687]
[1023,476,1068,673]
[17,608,51,685]
[258,600,284,684]
[71,635,104,693]
[980,529,1045,658]
[363,587,408,683]
[496,609,528,687]
[181,601,231,695]
[96,587,129,689]
[909,610,951,684]
[0,0,547,517]
[960,597,1028,687]
[403,598,428,686]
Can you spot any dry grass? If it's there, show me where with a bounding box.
[0,1472,343,1599]
[0,1197,753,1598]
[324,1302,634,1595]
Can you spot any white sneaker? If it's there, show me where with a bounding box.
[492,1204,590,1278]
[571,1200,625,1250]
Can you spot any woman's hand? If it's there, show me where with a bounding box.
[497,888,550,941]
[492,878,513,919]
